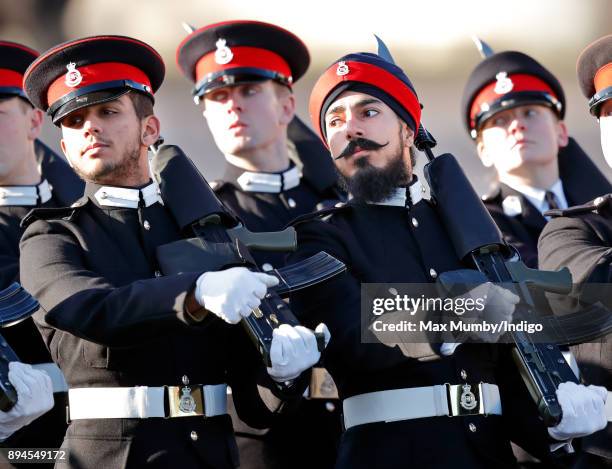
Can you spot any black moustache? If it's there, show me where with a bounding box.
[335,138,389,160]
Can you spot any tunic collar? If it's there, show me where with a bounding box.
[87,180,163,209]
[224,163,302,193]
[0,179,52,206]
[367,177,424,207]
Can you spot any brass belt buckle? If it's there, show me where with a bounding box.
[446,382,484,417]
[165,384,205,418]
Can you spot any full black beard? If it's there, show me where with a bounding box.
[337,149,411,203]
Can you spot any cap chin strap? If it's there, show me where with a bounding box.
[472,91,562,138]
[47,79,153,117]
[192,67,292,101]
[589,86,612,116]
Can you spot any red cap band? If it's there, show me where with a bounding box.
[195,46,292,84]
[309,60,421,144]
[0,69,23,89]
[47,62,152,108]
[469,73,558,130]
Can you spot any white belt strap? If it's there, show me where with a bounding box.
[343,383,501,430]
[32,362,68,393]
[68,384,227,420]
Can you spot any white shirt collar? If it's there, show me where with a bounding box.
[502,178,568,216]
[236,165,302,193]
[367,179,424,207]
[0,179,52,206]
[94,180,163,209]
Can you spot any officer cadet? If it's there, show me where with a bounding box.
[462,47,611,268]
[176,21,343,468]
[18,35,326,469]
[176,20,344,270]
[0,40,83,457]
[539,35,612,469]
[286,42,608,468]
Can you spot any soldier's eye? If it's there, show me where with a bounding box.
[61,115,83,128]
[327,117,341,127]
[209,91,228,102]
[242,85,259,96]
[364,109,379,118]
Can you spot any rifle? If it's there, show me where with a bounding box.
[151,144,345,366]
[415,126,593,426]
[0,283,40,411]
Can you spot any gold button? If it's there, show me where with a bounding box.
[182,375,189,385]
[262,263,274,272]
[411,217,419,228]
[460,369,467,380]
[99,191,108,199]
[429,268,437,279]
[190,431,198,441]
[143,220,151,230]
[469,423,477,432]
[154,270,162,278]
[288,198,297,208]
[325,402,336,412]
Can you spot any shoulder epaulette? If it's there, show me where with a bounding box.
[286,201,352,229]
[545,194,612,218]
[20,196,88,228]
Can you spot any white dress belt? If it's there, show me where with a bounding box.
[31,362,68,393]
[343,383,502,430]
[68,384,227,420]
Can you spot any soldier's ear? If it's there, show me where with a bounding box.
[476,139,494,168]
[26,108,44,141]
[556,120,569,148]
[141,115,160,147]
[404,124,414,147]
[279,91,295,126]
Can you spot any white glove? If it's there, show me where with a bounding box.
[0,362,54,441]
[548,381,608,441]
[195,267,279,324]
[267,323,330,382]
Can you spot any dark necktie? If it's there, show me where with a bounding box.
[544,190,560,210]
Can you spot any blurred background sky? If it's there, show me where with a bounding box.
[2,0,611,194]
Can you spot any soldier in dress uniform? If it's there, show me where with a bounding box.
[176,21,343,468]
[0,40,83,461]
[286,42,608,468]
[18,35,326,469]
[462,47,611,268]
[539,34,612,469]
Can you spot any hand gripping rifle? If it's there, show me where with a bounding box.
[415,126,612,426]
[0,283,40,410]
[150,144,345,366]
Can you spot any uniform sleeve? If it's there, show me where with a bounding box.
[0,214,21,288]
[225,325,310,429]
[539,216,612,284]
[288,219,416,377]
[19,219,202,348]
